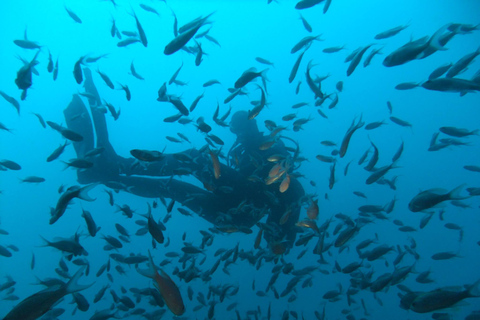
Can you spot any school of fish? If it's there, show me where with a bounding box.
[1,0,480,319]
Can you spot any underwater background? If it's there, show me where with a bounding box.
[1,0,480,319]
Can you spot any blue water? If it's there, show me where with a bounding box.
[1,0,480,319]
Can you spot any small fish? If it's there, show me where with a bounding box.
[117,38,141,47]
[118,83,131,101]
[65,6,82,23]
[339,115,364,158]
[0,160,21,170]
[209,149,221,179]
[0,91,21,115]
[390,116,412,128]
[73,56,85,84]
[47,141,69,162]
[164,13,213,55]
[299,14,312,32]
[130,61,144,80]
[374,23,409,39]
[20,176,45,183]
[439,126,478,137]
[395,82,419,90]
[255,57,275,67]
[13,39,42,50]
[140,3,160,16]
[96,69,115,89]
[131,8,148,47]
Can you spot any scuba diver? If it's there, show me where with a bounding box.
[64,68,305,254]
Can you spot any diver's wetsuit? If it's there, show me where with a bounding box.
[64,69,304,250]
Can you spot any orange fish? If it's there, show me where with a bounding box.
[209,149,221,179]
[279,207,292,225]
[137,251,185,316]
[279,174,290,193]
[306,197,319,220]
[296,219,319,233]
[259,139,276,150]
[271,241,287,255]
[268,163,283,178]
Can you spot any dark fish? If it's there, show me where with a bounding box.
[20,176,45,183]
[439,126,478,137]
[422,78,480,93]
[299,15,312,33]
[323,45,345,53]
[82,209,100,237]
[118,83,131,101]
[0,245,12,257]
[406,279,480,313]
[15,50,40,90]
[85,54,109,63]
[305,60,323,98]
[164,13,213,55]
[236,68,268,88]
[395,82,419,90]
[130,61,144,80]
[392,141,404,162]
[347,44,373,76]
[289,48,308,84]
[13,39,42,49]
[169,65,184,87]
[255,57,275,66]
[204,34,221,47]
[375,24,409,39]
[408,185,468,212]
[0,160,21,170]
[168,97,189,116]
[65,6,82,23]
[130,149,164,162]
[366,163,397,185]
[446,47,480,78]
[339,115,364,158]
[2,266,92,320]
[194,41,205,66]
[140,3,159,16]
[383,24,450,67]
[117,38,141,47]
[291,34,322,54]
[53,58,59,81]
[295,0,325,10]
[363,46,383,67]
[429,63,453,80]
[464,165,480,173]
[390,116,412,128]
[31,112,46,128]
[203,79,221,87]
[47,141,69,162]
[0,91,21,114]
[365,120,386,130]
[60,128,83,142]
[96,69,115,89]
[73,56,85,84]
[131,9,148,47]
[50,184,97,224]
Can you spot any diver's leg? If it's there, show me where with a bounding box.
[63,94,94,158]
[116,175,223,225]
[64,68,122,183]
